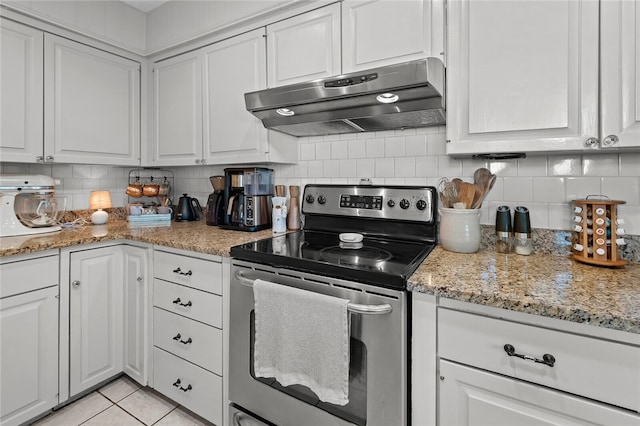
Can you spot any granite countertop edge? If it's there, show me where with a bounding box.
[2,220,639,336]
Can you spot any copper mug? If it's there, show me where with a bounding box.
[126,184,143,198]
[142,184,160,197]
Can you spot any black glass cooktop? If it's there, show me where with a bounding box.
[230,230,435,290]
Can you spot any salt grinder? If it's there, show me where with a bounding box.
[495,206,512,253]
[513,206,532,255]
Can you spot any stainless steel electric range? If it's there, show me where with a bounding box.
[229,184,438,426]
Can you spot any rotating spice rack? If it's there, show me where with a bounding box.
[571,197,626,267]
[127,168,174,206]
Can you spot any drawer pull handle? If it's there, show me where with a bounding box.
[172,267,193,276]
[504,344,555,367]
[172,298,192,307]
[172,333,193,345]
[172,379,193,392]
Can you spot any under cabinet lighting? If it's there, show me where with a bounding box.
[276,108,295,116]
[376,93,399,104]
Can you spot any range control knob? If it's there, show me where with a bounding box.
[317,195,327,205]
[387,199,396,208]
[416,199,427,210]
[399,199,410,210]
[305,195,315,204]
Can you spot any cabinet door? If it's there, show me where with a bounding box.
[122,246,148,386]
[439,361,640,426]
[203,28,268,164]
[152,51,203,166]
[0,287,58,426]
[0,19,44,163]
[267,3,341,87]
[600,0,640,149]
[69,247,123,396]
[446,0,600,157]
[44,34,141,165]
[342,0,436,72]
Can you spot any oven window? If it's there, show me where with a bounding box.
[249,311,367,426]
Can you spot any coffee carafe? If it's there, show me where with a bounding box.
[222,167,274,232]
[205,176,225,226]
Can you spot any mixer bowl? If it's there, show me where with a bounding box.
[15,194,66,227]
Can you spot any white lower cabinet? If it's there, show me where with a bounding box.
[69,246,124,396]
[439,360,640,426]
[435,304,640,426]
[152,248,224,425]
[0,252,59,426]
[122,245,150,386]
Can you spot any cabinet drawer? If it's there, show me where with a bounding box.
[153,347,222,426]
[153,279,222,328]
[154,251,222,295]
[153,307,221,374]
[0,255,58,298]
[438,308,640,412]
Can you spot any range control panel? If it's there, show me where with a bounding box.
[302,184,435,223]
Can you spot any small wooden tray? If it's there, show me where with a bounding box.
[571,198,626,267]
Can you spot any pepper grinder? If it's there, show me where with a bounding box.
[513,206,533,255]
[287,185,301,230]
[495,206,512,253]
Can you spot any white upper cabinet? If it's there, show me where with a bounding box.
[203,28,270,164]
[342,0,443,72]
[446,0,600,157]
[600,0,640,150]
[151,28,297,166]
[266,3,341,87]
[0,19,44,163]
[44,34,141,165]
[152,51,203,166]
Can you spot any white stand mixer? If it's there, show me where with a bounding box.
[0,175,63,237]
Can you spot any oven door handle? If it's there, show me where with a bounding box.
[235,271,393,315]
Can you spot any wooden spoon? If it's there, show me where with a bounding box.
[473,168,492,190]
[458,182,476,209]
[471,183,484,209]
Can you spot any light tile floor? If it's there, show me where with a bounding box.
[30,376,215,426]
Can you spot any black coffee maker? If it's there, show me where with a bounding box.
[205,176,225,226]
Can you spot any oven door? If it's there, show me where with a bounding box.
[229,260,407,426]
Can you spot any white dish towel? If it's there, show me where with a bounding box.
[253,279,350,406]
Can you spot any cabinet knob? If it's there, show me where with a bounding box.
[136,276,143,283]
[72,280,81,287]
[45,155,54,162]
[172,378,193,392]
[601,135,619,147]
[36,155,44,162]
[195,159,201,164]
[584,137,599,148]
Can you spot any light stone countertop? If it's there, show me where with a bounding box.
[2,220,639,335]
[408,246,640,334]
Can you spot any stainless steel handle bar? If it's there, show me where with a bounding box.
[235,271,392,315]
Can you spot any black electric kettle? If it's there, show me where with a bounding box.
[176,194,202,222]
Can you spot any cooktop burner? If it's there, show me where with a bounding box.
[230,230,435,290]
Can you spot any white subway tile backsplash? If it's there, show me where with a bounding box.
[526,202,549,229]
[316,143,331,160]
[322,159,340,178]
[374,158,394,177]
[415,156,438,177]
[307,160,323,177]
[461,158,487,179]
[426,131,447,155]
[565,177,601,200]
[366,139,385,158]
[601,177,640,204]
[517,156,548,176]
[582,154,619,176]
[356,159,375,178]
[348,140,366,159]
[300,144,315,161]
[503,177,533,202]
[331,141,348,159]
[533,177,565,203]
[405,135,427,156]
[384,137,405,157]
[394,157,415,177]
[548,202,571,230]
[488,159,518,177]
[618,205,640,235]
[437,155,462,177]
[548,156,582,176]
[339,159,357,178]
[619,153,640,176]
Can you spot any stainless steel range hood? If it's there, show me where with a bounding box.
[245,58,445,137]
